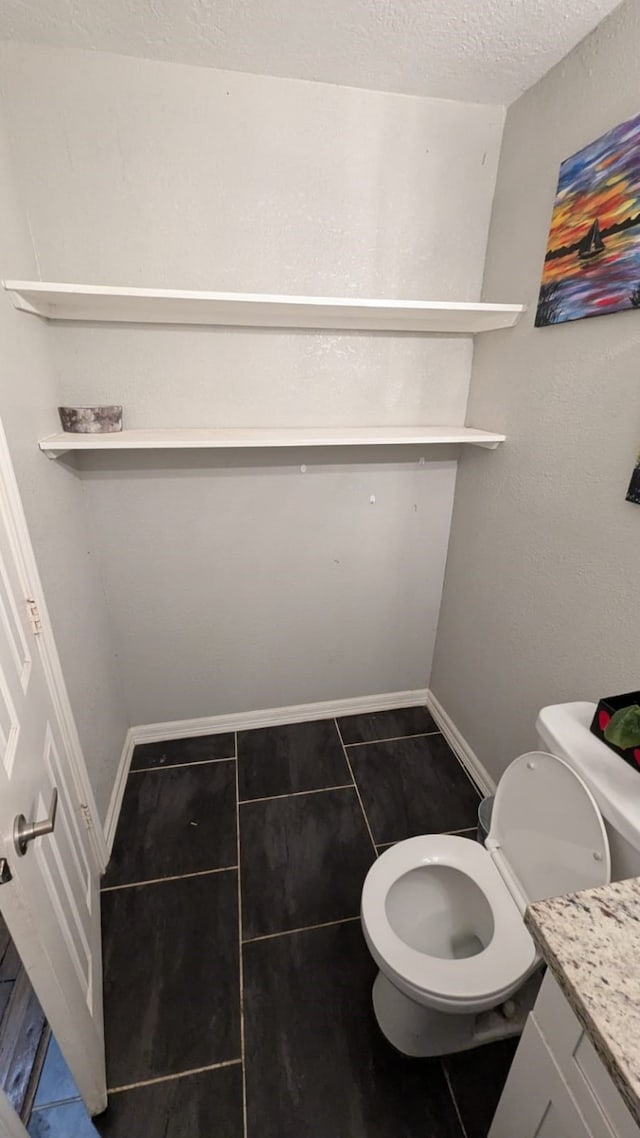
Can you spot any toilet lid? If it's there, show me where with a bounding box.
[489,751,610,903]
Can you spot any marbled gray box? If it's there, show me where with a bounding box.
[58,405,123,433]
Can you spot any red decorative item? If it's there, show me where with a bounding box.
[598,709,611,731]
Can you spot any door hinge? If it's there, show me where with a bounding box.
[26,597,42,635]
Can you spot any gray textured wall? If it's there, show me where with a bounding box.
[1,43,504,725]
[0,99,128,825]
[431,0,640,780]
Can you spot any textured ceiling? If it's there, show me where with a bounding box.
[0,0,623,104]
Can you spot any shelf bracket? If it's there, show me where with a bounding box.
[5,289,45,318]
[39,437,69,460]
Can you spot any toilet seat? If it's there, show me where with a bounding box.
[361,750,612,1020]
[361,746,614,1054]
[361,834,538,1013]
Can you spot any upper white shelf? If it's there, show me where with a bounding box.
[38,426,506,459]
[4,281,525,333]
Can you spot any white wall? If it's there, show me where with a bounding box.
[431,0,640,781]
[0,95,128,822]
[1,42,504,725]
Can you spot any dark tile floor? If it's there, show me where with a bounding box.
[29,705,517,1138]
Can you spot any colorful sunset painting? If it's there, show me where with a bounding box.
[536,111,640,326]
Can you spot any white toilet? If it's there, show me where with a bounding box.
[361,702,640,1058]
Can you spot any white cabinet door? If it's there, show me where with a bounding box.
[0,422,106,1116]
[533,973,639,1138]
[489,1016,593,1138]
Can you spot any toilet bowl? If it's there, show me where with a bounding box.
[361,749,611,1057]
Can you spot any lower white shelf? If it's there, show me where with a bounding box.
[39,426,506,459]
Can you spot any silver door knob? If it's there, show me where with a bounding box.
[14,787,58,856]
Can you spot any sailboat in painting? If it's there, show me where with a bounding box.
[577,218,605,259]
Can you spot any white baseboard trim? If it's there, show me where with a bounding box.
[129,688,430,747]
[103,688,490,855]
[425,689,496,796]
[103,688,428,854]
[104,729,136,854]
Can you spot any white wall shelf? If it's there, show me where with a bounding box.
[39,426,506,459]
[4,281,524,333]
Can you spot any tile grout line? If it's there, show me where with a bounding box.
[342,723,483,801]
[101,865,238,892]
[107,1057,243,1095]
[334,719,378,857]
[129,755,235,774]
[462,767,484,798]
[239,782,354,806]
[449,746,484,798]
[242,915,361,945]
[442,1063,469,1138]
[374,827,477,851]
[344,729,441,747]
[437,734,484,798]
[235,732,248,1138]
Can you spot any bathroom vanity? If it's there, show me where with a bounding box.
[489,878,640,1138]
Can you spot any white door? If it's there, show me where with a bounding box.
[0,422,106,1126]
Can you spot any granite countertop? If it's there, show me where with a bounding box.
[526,877,640,1125]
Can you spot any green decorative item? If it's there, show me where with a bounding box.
[604,705,640,750]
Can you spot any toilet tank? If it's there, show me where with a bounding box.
[536,702,640,881]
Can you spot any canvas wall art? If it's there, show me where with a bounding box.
[627,453,640,505]
[536,111,640,326]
